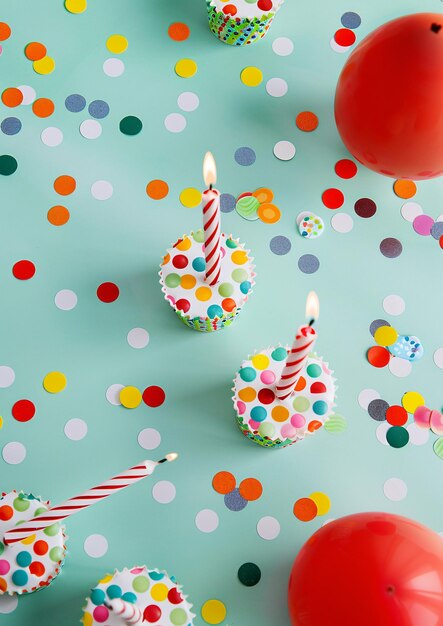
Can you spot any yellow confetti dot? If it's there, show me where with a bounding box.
[65,0,87,14]
[238,387,257,402]
[43,371,67,394]
[251,354,270,370]
[106,34,128,54]
[393,179,417,199]
[175,58,198,78]
[33,56,55,75]
[0,416,2,429]
[195,286,212,301]
[240,66,263,87]
[402,391,425,414]
[201,599,226,625]
[309,492,331,516]
[180,187,202,208]
[150,583,169,601]
[120,386,142,409]
[374,325,398,347]
[82,612,93,626]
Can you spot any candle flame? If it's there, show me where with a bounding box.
[305,291,319,321]
[203,152,217,186]
[165,452,178,462]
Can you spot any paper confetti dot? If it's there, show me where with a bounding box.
[33,56,55,74]
[47,205,70,227]
[12,260,35,280]
[393,179,416,199]
[106,34,128,54]
[213,471,236,495]
[119,115,142,135]
[341,11,361,28]
[413,214,434,236]
[383,294,405,316]
[195,509,219,533]
[383,478,407,501]
[331,212,353,233]
[106,383,124,406]
[376,422,390,445]
[164,113,186,133]
[97,282,119,302]
[91,180,113,200]
[127,328,149,349]
[240,66,263,87]
[401,201,422,222]
[380,238,402,258]
[119,386,142,409]
[270,235,291,256]
[0,366,15,388]
[407,422,429,446]
[322,188,344,209]
[272,37,294,56]
[88,100,109,119]
[0,155,18,175]
[2,88,23,107]
[142,386,165,408]
[386,425,409,448]
[32,98,55,118]
[402,391,425,414]
[177,91,199,111]
[367,346,390,368]
[65,94,86,112]
[80,119,102,139]
[175,58,197,78]
[358,388,380,410]
[2,441,26,464]
[354,197,376,218]
[388,357,412,378]
[374,325,398,347]
[220,193,236,213]
[309,492,331,516]
[1,117,22,135]
[0,23,11,42]
[41,127,63,146]
[334,28,356,46]
[152,480,176,504]
[335,159,357,179]
[298,254,319,274]
[64,418,87,441]
[12,399,35,422]
[235,147,256,166]
[330,38,349,54]
[146,180,169,200]
[295,111,318,132]
[293,497,318,521]
[137,428,161,450]
[239,478,262,501]
[273,140,296,161]
[103,58,125,77]
[238,563,261,587]
[0,595,18,614]
[18,85,36,105]
[43,372,67,393]
[168,22,190,41]
[370,319,390,336]
[256,516,280,540]
[266,77,288,97]
[84,534,108,558]
[224,488,248,511]
[201,600,226,625]
[65,0,87,13]
[368,398,389,421]
[54,174,76,195]
[433,348,443,369]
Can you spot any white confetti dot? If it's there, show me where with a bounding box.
[138,428,161,450]
[266,77,288,97]
[273,140,296,161]
[80,119,102,139]
[331,212,353,233]
[376,422,390,445]
[257,516,280,540]
[64,418,88,441]
[103,58,125,77]
[18,85,36,105]
[195,509,219,533]
[401,201,423,222]
[84,533,108,558]
[152,480,176,504]
[0,366,15,388]
[330,38,349,53]
[383,294,405,316]
[434,348,443,369]
[106,383,124,406]
[383,477,407,501]
[388,357,412,378]
[0,595,18,614]
[2,441,26,465]
[407,422,429,446]
[41,126,63,147]
[127,327,149,349]
[164,113,186,133]
[358,388,380,410]
[177,91,199,112]
[272,37,294,56]
[437,215,443,222]
[55,289,78,311]
[91,180,113,200]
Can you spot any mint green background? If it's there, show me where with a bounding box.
[1,1,443,624]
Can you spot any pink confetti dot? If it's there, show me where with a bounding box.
[413,214,434,236]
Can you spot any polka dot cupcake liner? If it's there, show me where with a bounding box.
[206,0,283,46]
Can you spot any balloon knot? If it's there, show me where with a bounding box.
[431,23,442,34]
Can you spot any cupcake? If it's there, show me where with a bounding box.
[206,0,284,46]
[233,347,336,448]
[82,566,194,625]
[0,491,66,595]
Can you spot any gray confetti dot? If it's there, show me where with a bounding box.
[341,11,361,28]
[368,399,389,421]
[298,253,319,273]
[220,193,236,213]
[370,319,390,337]
[270,235,291,256]
[1,117,21,135]
[380,237,403,258]
[88,99,110,119]
[224,488,248,511]
[65,93,86,112]
[234,147,256,166]
[431,221,443,240]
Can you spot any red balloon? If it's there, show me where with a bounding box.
[288,512,443,626]
[335,13,443,179]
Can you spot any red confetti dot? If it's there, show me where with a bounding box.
[172,254,188,269]
[143,385,165,408]
[12,399,36,422]
[0,505,13,521]
[367,346,391,368]
[97,282,119,303]
[12,260,35,280]
[29,562,45,577]
[258,388,275,404]
[33,540,48,555]
[168,587,184,604]
[322,188,344,209]
[440,235,443,249]
[386,405,408,426]
[175,298,190,313]
[143,605,162,623]
[334,159,358,179]
[334,28,356,47]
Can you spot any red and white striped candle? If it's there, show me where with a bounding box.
[3,454,178,545]
[107,598,143,625]
[202,152,222,286]
[275,292,319,401]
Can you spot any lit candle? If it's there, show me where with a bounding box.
[3,453,178,545]
[275,292,319,400]
[202,152,222,286]
[106,598,143,625]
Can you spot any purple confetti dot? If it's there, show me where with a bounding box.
[224,488,248,511]
[220,193,236,213]
[270,235,291,255]
[380,237,403,258]
[354,198,377,218]
[413,214,434,236]
[234,147,256,166]
[298,253,319,274]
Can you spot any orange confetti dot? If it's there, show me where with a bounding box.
[146,179,169,200]
[32,97,55,118]
[25,41,47,61]
[258,203,281,224]
[1,87,23,107]
[296,111,319,132]
[239,478,263,501]
[393,179,417,199]
[293,497,318,521]
[212,471,236,495]
[252,187,274,204]
[0,22,11,41]
[47,205,70,226]
[53,175,76,196]
[168,22,190,41]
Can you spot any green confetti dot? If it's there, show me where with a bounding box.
[0,154,18,176]
[238,562,261,586]
[386,426,409,448]
[119,115,143,136]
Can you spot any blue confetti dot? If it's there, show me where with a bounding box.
[298,254,320,274]
[272,347,287,361]
[313,400,328,415]
[88,100,110,119]
[270,235,291,255]
[240,280,251,294]
[91,588,106,605]
[251,406,267,422]
[16,551,32,567]
[341,12,361,29]
[121,592,137,603]
[106,584,122,599]
[234,146,256,166]
[1,117,22,135]
[65,94,86,112]
[224,488,248,511]
[431,221,443,240]
[12,570,28,587]
[192,257,205,272]
[149,571,164,580]
[220,193,236,213]
[207,304,223,319]
[239,366,256,382]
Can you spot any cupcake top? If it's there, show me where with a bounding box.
[210,0,283,19]
[82,566,194,625]
[0,491,66,595]
[160,231,255,321]
[233,347,336,444]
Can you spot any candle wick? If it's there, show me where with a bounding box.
[308,319,315,327]
[157,458,168,464]
[104,602,113,610]
[209,183,213,190]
